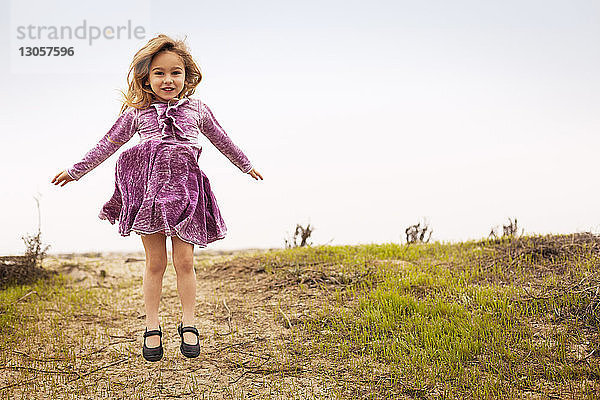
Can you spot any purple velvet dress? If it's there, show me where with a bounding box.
[66,97,253,247]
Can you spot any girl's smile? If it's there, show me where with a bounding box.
[146,51,185,103]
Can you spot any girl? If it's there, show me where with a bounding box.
[51,34,263,362]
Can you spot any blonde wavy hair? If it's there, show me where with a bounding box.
[118,34,202,114]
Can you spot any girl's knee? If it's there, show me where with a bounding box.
[141,232,168,274]
[173,257,194,274]
[171,235,194,274]
[146,258,167,274]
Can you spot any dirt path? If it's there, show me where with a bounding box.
[2,250,352,399]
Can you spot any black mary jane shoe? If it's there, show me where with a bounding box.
[177,322,200,358]
[142,325,164,362]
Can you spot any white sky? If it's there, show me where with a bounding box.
[1,0,599,254]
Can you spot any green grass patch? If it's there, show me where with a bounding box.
[255,234,600,398]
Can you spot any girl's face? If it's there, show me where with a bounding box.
[145,51,186,102]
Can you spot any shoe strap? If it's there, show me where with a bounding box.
[181,326,199,335]
[144,328,162,338]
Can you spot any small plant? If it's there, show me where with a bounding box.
[1,194,53,288]
[284,223,313,248]
[21,194,51,268]
[489,217,523,239]
[405,219,432,244]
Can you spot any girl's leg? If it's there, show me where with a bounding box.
[171,235,197,345]
[141,232,168,348]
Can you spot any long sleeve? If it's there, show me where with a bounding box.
[66,107,139,181]
[198,101,253,173]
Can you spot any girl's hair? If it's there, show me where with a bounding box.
[118,34,202,114]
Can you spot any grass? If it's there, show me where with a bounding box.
[254,234,600,398]
[0,272,140,398]
[1,234,599,398]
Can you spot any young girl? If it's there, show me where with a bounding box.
[51,34,263,362]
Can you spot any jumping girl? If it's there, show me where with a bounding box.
[51,34,263,362]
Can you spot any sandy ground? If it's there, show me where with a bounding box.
[1,249,372,399]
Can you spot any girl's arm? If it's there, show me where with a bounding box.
[66,107,139,181]
[198,101,253,173]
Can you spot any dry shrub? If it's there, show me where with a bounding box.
[405,220,432,244]
[1,194,55,288]
[284,223,314,248]
[0,255,56,289]
[489,217,523,239]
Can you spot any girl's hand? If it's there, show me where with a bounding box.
[248,168,263,181]
[51,170,75,187]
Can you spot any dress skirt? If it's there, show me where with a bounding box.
[98,140,227,247]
